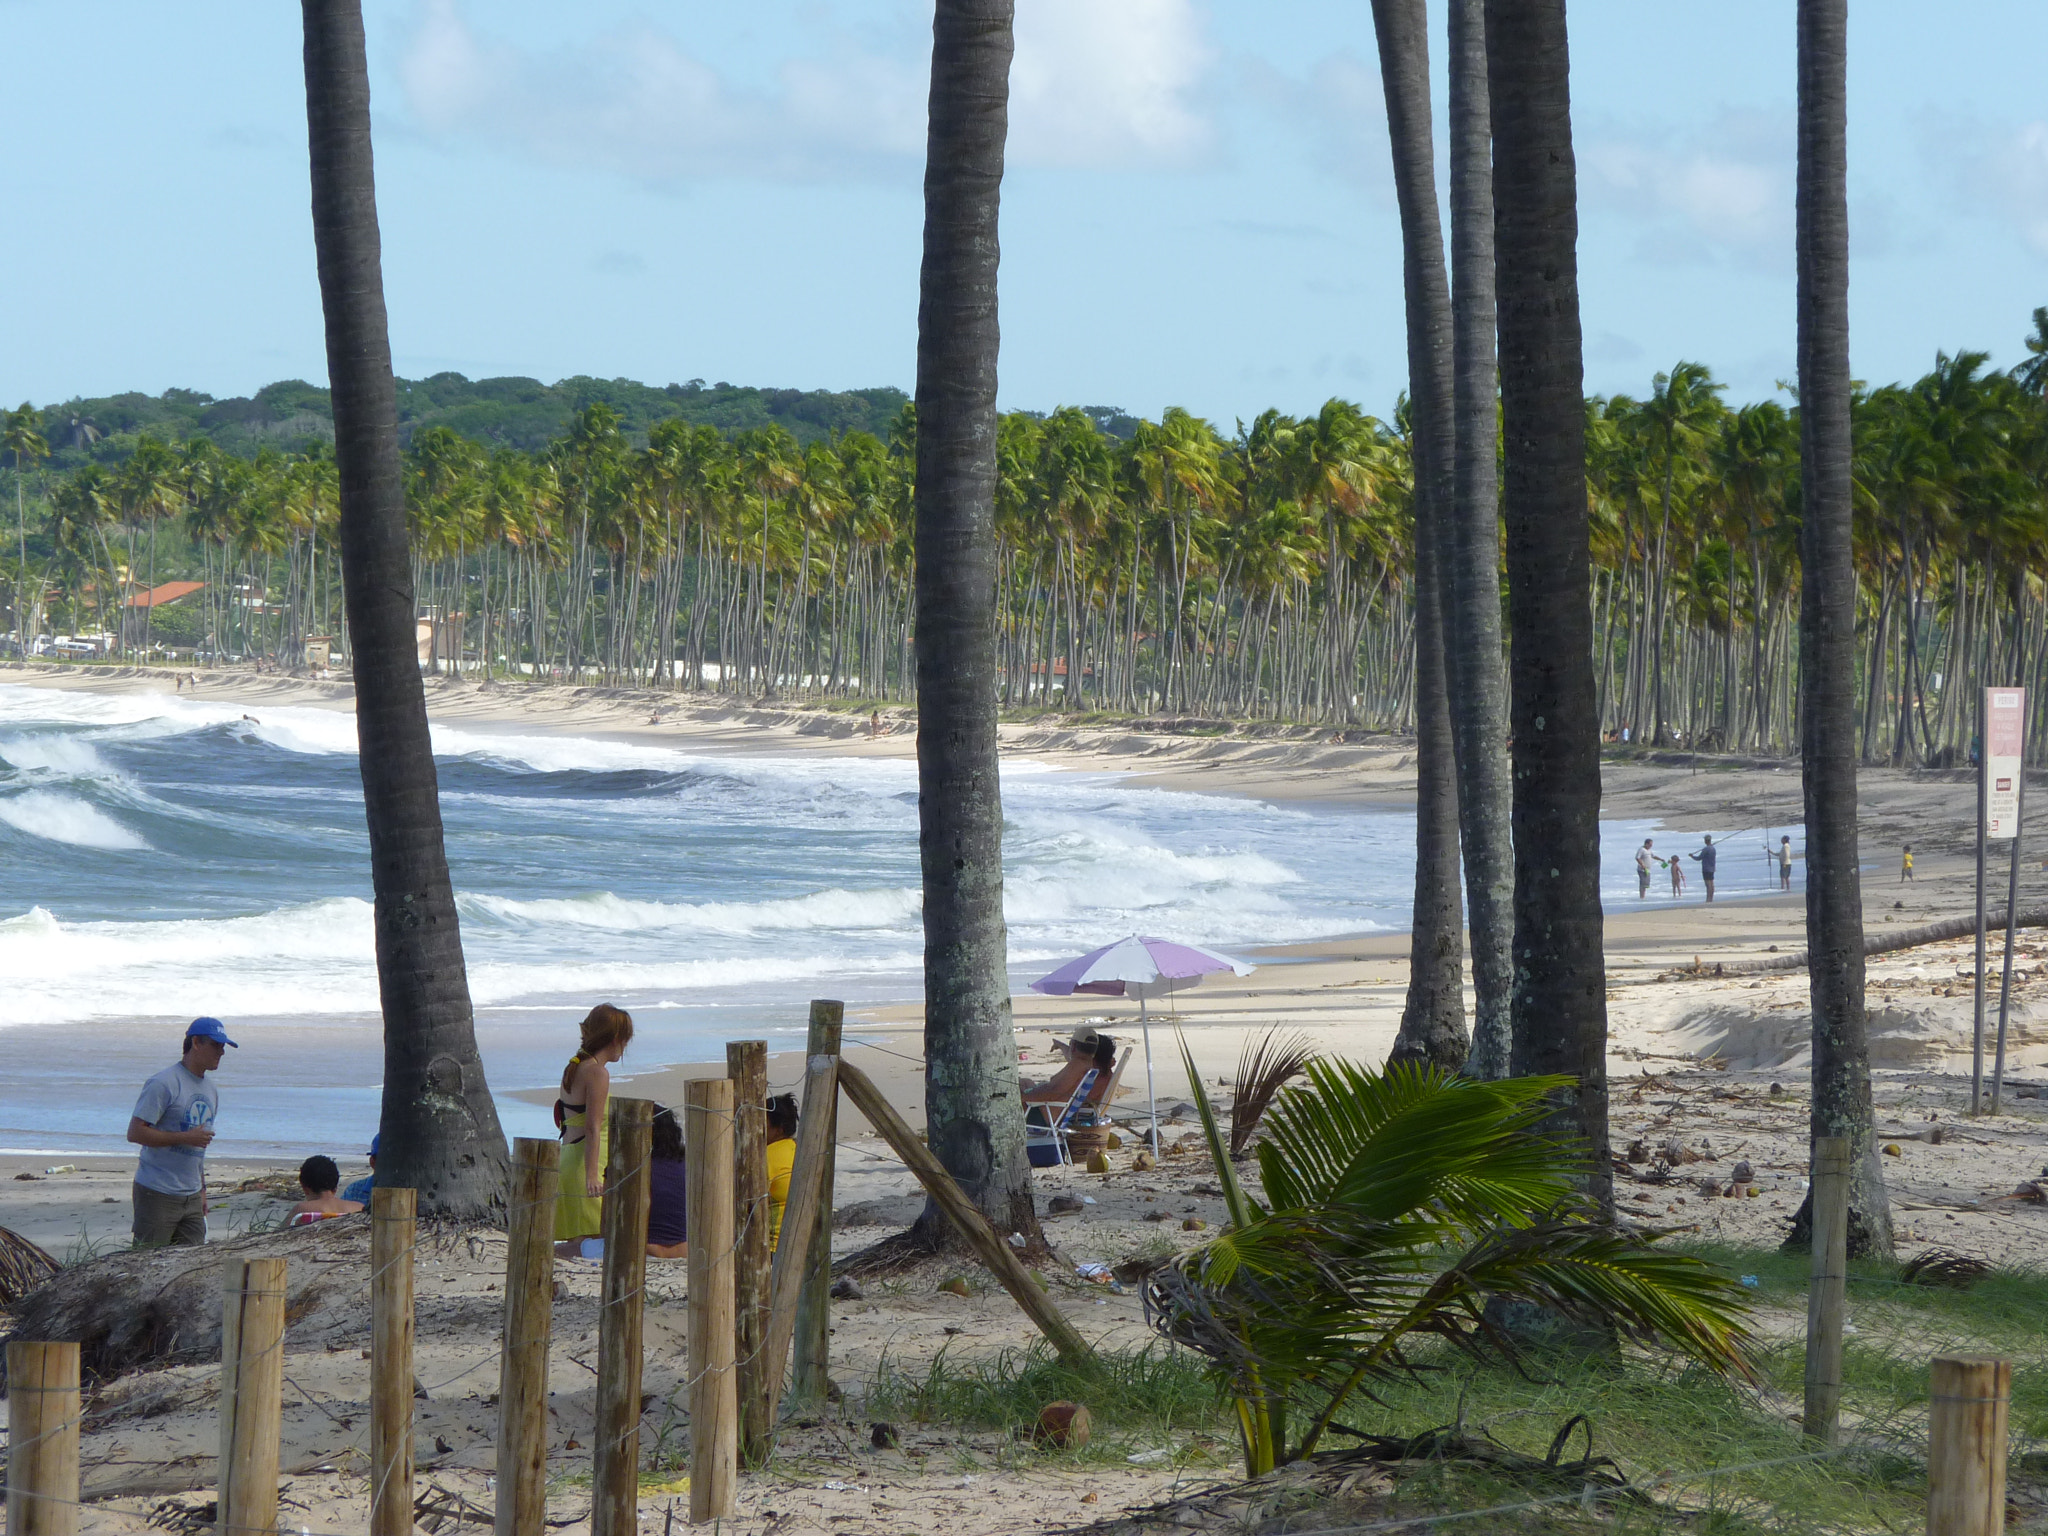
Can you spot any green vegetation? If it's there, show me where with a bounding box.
[1155,1049,1754,1476]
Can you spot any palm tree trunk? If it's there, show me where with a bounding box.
[1371,0,1467,1071]
[908,0,1044,1254]
[301,0,508,1218]
[1787,0,1890,1257]
[1446,0,1513,1078]
[1486,0,1611,1213]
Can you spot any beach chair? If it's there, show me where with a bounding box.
[1025,1067,1099,1168]
[1082,1046,1134,1126]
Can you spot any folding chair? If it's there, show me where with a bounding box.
[1025,1066,1099,1167]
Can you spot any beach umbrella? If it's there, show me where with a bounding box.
[1029,936,1254,1154]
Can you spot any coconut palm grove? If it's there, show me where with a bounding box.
[7,319,2048,755]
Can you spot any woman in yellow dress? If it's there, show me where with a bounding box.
[553,1003,634,1247]
[764,1093,798,1253]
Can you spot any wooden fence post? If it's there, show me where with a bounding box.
[5,1340,80,1536]
[1928,1355,2009,1536]
[593,1098,654,1536]
[791,1001,842,1401]
[1802,1136,1850,1443]
[759,1047,841,1406]
[726,1040,772,1465]
[496,1137,559,1536]
[370,1187,417,1536]
[220,1256,287,1536]
[685,1078,738,1524]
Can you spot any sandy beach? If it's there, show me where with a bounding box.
[2,661,2045,1535]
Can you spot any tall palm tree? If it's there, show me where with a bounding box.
[4,404,47,651]
[1790,0,1890,1257]
[301,0,508,1218]
[1446,0,1513,1078]
[910,0,1044,1252]
[1485,0,1612,1211]
[1370,0,1467,1071]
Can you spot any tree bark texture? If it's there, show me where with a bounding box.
[911,0,1043,1251]
[1371,0,1468,1071]
[1486,0,1611,1211]
[1447,0,1515,1080]
[1790,0,1892,1258]
[302,0,508,1218]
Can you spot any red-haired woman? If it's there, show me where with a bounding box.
[553,1003,633,1247]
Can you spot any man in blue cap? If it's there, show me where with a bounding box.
[126,1017,236,1247]
[342,1134,378,1206]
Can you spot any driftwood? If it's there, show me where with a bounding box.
[0,1216,372,1387]
[0,1224,60,1305]
[1710,905,2048,975]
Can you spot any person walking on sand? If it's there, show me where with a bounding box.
[1690,834,1718,902]
[1636,838,1656,899]
[126,1017,236,1247]
[554,1003,634,1250]
[1778,835,1794,890]
[1901,845,1914,883]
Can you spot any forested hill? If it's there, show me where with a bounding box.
[28,373,913,468]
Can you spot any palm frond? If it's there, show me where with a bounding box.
[1177,1029,1256,1230]
[1228,1027,1316,1158]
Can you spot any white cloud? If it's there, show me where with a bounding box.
[1580,109,1793,270]
[1923,112,2048,257]
[392,0,1218,184]
[1243,52,1393,200]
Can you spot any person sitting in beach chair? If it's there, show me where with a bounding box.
[288,1155,363,1225]
[1022,1026,1116,1118]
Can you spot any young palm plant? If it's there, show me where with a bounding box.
[1148,1042,1754,1477]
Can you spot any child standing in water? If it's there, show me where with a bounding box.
[1901,845,1914,883]
[554,1003,634,1250]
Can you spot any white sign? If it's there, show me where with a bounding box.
[1985,687,2025,840]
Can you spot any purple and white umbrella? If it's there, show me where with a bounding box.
[1030,936,1254,1153]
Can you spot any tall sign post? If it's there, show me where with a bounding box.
[1973,687,2025,1115]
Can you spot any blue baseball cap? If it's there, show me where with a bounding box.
[186,1017,239,1048]
[368,1134,380,1157]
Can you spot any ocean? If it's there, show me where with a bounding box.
[0,680,1786,1161]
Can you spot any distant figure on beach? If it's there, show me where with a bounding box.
[342,1133,377,1204]
[289,1155,363,1225]
[1779,835,1794,890]
[1901,845,1914,883]
[554,1004,634,1250]
[1690,835,1718,902]
[1636,839,1655,899]
[1664,854,1685,898]
[556,1102,688,1261]
[126,1017,236,1248]
[766,1093,799,1253]
[870,710,881,739]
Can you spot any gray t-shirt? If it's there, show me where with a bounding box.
[132,1062,218,1196]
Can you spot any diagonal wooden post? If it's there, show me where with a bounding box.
[791,999,842,1400]
[593,1098,654,1536]
[370,1186,417,1536]
[836,1058,1097,1368]
[726,1040,772,1465]
[5,1340,80,1536]
[496,1138,558,1536]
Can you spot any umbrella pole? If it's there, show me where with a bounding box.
[1141,994,1159,1157]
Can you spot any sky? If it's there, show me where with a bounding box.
[2,1,2045,429]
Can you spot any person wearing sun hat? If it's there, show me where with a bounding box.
[125,1016,237,1247]
[1021,1023,1116,1111]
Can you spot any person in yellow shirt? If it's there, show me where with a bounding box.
[765,1093,799,1253]
[1901,845,1914,883]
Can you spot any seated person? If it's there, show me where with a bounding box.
[341,1133,377,1205]
[555,1105,690,1261]
[289,1155,364,1225]
[1021,1027,1116,1125]
[766,1094,798,1254]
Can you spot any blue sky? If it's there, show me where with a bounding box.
[2,1,2044,428]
